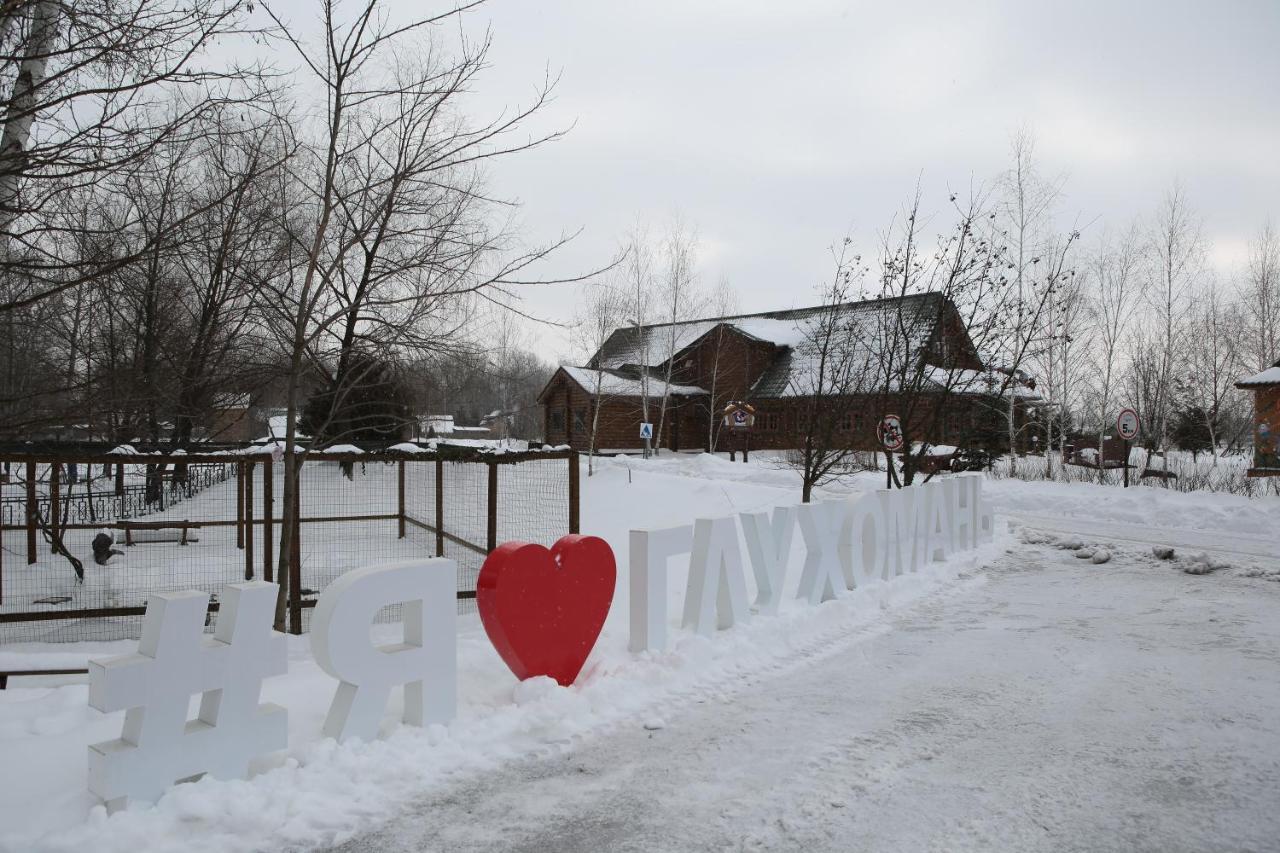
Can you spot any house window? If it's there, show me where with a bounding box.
[797,410,810,432]
[838,413,853,432]
[763,412,780,431]
[550,410,565,432]
[573,409,587,433]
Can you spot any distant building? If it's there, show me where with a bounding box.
[416,414,492,441]
[1236,359,1280,476]
[538,293,1035,454]
[208,393,255,443]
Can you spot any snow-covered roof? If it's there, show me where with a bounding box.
[559,365,708,398]
[591,294,949,378]
[1237,365,1280,387]
[749,296,948,398]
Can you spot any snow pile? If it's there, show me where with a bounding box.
[1181,552,1230,575]
[986,477,1277,538]
[0,453,1005,853]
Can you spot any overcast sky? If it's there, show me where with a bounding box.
[271,1,1280,363]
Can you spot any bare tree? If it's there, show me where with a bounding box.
[1083,224,1142,480]
[260,0,577,629]
[870,186,1018,487]
[996,129,1064,474]
[1179,278,1241,463]
[1033,233,1091,478]
[652,216,701,454]
[791,239,874,503]
[621,226,657,457]
[701,274,739,452]
[572,283,626,475]
[1239,221,1280,374]
[1143,184,1204,476]
[0,0,270,313]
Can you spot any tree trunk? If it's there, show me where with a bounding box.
[0,0,58,235]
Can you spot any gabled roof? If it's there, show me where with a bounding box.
[591,292,954,370]
[743,293,961,398]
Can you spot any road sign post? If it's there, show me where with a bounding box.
[879,414,904,487]
[1116,408,1140,488]
[722,402,756,463]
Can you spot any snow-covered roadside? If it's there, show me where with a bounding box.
[0,455,1003,853]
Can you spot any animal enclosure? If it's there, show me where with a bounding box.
[0,447,578,643]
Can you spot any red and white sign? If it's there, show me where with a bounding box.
[1116,408,1140,441]
[722,401,756,430]
[878,414,904,451]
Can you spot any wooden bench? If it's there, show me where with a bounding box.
[115,520,202,545]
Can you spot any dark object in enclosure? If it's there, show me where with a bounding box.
[952,448,993,472]
[92,531,125,566]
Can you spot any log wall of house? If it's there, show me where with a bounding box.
[1252,386,1279,471]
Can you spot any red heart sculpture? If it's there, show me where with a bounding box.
[477,535,616,687]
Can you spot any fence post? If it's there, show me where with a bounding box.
[397,460,406,539]
[236,461,245,550]
[263,457,273,583]
[289,464,303,635]
[486,460,498,553]
[244,459,254,580]
[434,455,444,558]
[114,463,124,497]
[568,450,580,534]
[25,461,36,564]
[49,462,60,540]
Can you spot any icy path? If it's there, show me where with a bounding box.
[331,545,1280,853]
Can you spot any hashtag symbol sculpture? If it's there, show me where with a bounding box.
[88,581,287,812]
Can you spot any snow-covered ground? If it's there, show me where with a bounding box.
[333,540,1280,853]
[0,454,1276,852]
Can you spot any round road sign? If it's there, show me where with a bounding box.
[1116,408,1140,441]
[879,414,904,452]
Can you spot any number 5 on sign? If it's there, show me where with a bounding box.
[1116,408,1140,441]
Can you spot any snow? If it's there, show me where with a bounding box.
[1,454,1277,851]
[558,364,708,397]
[729,317,807,348]
[385,442,426,454]
[336,534,1280,853]
[318,444,363,454]
[1236,365,1280,386]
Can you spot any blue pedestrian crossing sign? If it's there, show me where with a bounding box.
[639,422,654,439]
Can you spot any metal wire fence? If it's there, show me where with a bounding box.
[0,448,578,643]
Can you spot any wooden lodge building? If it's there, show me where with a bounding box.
[539,293,1034,454]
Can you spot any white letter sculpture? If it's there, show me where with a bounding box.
[795,501,848,605]
[88,582,286,812]
[683,516,750,634]
[878,487,925,576]
[312,559,457,743]
[739,506,795,615]
[922,481,952,563]
[942,477,973,551]
[629,525,693,653]
[842,493,888,588]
